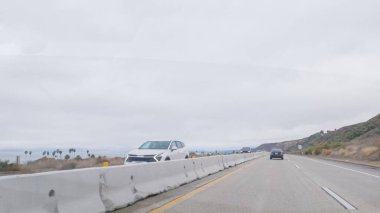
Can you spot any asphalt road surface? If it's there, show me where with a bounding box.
[116,154,380,213]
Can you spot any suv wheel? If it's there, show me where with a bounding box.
[165,157,171,161]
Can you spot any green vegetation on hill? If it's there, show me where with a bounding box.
[252,142,279,152]
[257,114,380,161]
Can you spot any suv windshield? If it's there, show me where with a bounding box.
[139,141,171,150]
[271,149,283,152]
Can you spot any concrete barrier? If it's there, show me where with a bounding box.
[0,168,105,213]
[97,165,136,211]
[222,154,236,168]
[236,154,245,165]
[132,159,196,198]
[192,156,224,179]
[201,155,224,175]
[191,157,208,179]
[0,153,255,213]
[96,159,200,212]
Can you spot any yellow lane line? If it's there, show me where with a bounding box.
[149,160,258,213]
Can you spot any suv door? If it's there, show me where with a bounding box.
[181,142,189,158]
[169,141,180,160]
[175,141,185,159]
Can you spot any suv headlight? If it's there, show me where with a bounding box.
[154,153,164,161]
[125,154,133,163]
[124,155,129,164]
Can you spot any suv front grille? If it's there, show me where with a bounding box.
[126,156,157,162]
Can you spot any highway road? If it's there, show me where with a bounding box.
[116,154,380,213]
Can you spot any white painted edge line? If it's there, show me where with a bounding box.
[322,187,356,210]
[304,157,380,180]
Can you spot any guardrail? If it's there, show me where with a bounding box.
[0,153,256,213]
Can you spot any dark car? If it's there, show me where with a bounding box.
[270,148,284,160]
[240,147,251,153]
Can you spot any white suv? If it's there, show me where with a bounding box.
[125,141,190,164]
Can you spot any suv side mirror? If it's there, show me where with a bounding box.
[171,147,178,152]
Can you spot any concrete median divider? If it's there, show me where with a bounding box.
[193,158,207,179]
[97,165,136,211]
[222,154,236,168]
[95,159,198,212]
[235,154,245,165]
[201,155,224,175]
[0,153,255,213]
[192,155,224,179]
[0,168,105,213]
[246,153,255,161]
[132,159,196,198]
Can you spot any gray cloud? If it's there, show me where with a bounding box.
[1,0,380,150]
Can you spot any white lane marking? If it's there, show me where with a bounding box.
[322,187,356,210]
[304,157,380,180]
[287,159,300,169]
[287,158,300,169]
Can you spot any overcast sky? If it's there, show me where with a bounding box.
[1,0,380,151]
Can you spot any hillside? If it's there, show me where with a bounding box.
[252,143,279,152]
[257,114,380,161]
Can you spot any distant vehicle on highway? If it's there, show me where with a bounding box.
[240,147,252,153]
[270,148,284,160]
[125,141,189,164]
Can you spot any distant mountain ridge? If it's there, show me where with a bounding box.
[252,143,278,152]
[254,114,380,161]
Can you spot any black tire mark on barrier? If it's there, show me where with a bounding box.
[201,162,205,173]
[99,173,115,211]
[218,158,223,171]
[131,175,138,194]
[193,161,200,179]
[184,165,188,178]
[45,189,59,213]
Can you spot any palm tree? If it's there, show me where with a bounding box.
[24,150,28,162]
[54,149,60,159]
[69,148,76,158]
[69,148,74,157]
